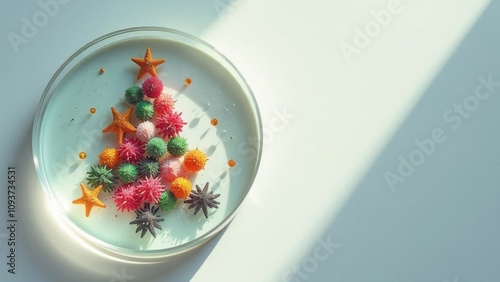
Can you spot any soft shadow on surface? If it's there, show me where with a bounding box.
[6,2,245,282]
[18,126,229,282]
[289,2,500,282]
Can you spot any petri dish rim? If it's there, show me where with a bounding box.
[32,26,263,259]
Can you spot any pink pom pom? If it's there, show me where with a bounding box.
[156,111,187,138]
[154,93,176,115]
[135,176,164,204]
[142,77,163,98]
[113,183,141,212]
[160,157,184,182]
[136,121,156,142]
[118,138,145,163]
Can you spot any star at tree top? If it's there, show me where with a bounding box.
[102,106,136,145]
[131,47,166,80]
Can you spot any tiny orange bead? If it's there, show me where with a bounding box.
[99,68,105,74]
[228,159,236,167]
[79,152,87,159]
[210,118,218,126]
[184,77,192,85]
[90,107,96,114]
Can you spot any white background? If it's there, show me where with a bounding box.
[1,0,500,281]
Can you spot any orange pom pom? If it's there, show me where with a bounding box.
[170,177,192,198]
[98,147,121,168]
[183,149,207,172]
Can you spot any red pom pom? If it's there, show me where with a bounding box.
[142,76,163,98]
[135,176,164,204]
[154,93,176,115]
[156,111,187,138]
[118,138,145,163]
[113,183,140,212]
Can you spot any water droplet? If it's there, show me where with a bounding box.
[224,103,236,112]
[216,128,227,138]
[202,102,211,111]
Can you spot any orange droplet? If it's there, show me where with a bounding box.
[99,68,105,74]
[184,77,192,85]
[210,118,218,126]
[90,107,96,114]
[228,159,236,167]
[79,152,87,159]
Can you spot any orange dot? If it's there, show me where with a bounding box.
[228,159,236,167]
[90,107,96,114]
[184,77,192,85]
[210,118,218,126]
[99,68,105,74]
[79,152,87,159]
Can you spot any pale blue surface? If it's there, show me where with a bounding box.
[2,0,500,281]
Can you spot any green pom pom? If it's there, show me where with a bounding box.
[135,100,154,121]
[167,136,188,157]
[146,137,166,158]
[117,163,138,183]
[125,85,143,105]
[138,158,160,178]
[86,164,116,192]
[159,191,177,211]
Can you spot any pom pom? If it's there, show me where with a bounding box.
[170,177,192,198]
[167,136,188,157]
[136,121,156,142]
[118,138,145,163]
[117,163,138,184]
[146,137,167,159]
[86,165,116,192]
[98,147,120,168]
[159,157,185,182]
[138,158,160,178]
[153,93,176,115]
[135,100,154,121]
[113,183,140,212]
[124,85,143,105]
[135,176,164,204]
[159,191,177,212]
[183,149,207,172]
[156,111,187,138]
[142,76,163,98]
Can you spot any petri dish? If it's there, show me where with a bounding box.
[32,27,262,259]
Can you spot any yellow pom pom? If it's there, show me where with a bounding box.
[98,147,120,168]
[183,149,207,173]
[171,177,192,198]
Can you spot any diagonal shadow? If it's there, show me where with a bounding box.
[288,1,500,282]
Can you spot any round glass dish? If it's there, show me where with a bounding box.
[32,27,262,258]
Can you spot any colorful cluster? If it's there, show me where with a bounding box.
[71,48,229,239]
